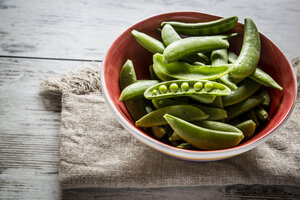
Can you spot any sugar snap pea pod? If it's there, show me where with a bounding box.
[119,80,159,101]
[235,120,256,140]
[227,51,282,90]
[151,98,227,121]
[119,60,146,121]
[255,106,269,121]
[135,105,208,127]
[153,53,234,81]
[161,16,238,36]
[193,61,205,66]
[164,114,244,150]
[149,65,160,81]
[218,74,238,91]
[226,95,265,121]
[131,30,165,54]
[163,37,229,63]
[243,109,260,127]
[144,80,231,100]
[208,96,224,109]
[193,120,242,133]
[211,49,228,66]
[189,94,216,104]
[161,24,181,46]
[182,53,210,65]
[229,18,261,79]
[152,63,173,82]
[228,51,239,63]
[169,132,183,142]
[176,143,197,150]
[260,90,270,107]
[249,68,282,90]
[151,126,167,139]
[223,78,261,106]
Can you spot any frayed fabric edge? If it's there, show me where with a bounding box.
[40,63,101,95]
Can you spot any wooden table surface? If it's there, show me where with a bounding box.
[0,0,299,199]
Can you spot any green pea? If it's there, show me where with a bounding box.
[170,83,179,93]
[152,89,158,95]
[159,85,168,94]
[194,82,203,91]
[204,82,214,92]
[181,82,189,92]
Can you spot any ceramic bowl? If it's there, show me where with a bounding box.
[101,12,297,161]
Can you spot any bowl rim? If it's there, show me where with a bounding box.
[100,11,297,161]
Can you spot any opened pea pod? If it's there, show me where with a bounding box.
[144,80,231,100]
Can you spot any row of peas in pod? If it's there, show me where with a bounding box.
[119,16,282,150]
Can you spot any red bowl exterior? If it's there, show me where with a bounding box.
[102,12,296,155]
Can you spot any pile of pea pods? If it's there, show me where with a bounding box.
[119,16,282,150]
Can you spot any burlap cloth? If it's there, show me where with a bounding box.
[41,59,300,189]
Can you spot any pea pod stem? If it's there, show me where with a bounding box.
[161,16,238,36]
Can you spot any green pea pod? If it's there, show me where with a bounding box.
[193,120,242,133]
[153,53,234,81]
[120,80,159,101]
[226,95,265,121]
[163,37,229,63]
[208,96,224,109]
[249,68,282,90]
[229,18,261,79]
[152,63,173,81]
[255,106,269,121]
[131,30,165,54]
[161,16,238,36]
[260,90,270,107]
[151,126,167,139]
[176,143,197,150]
[227,51,282,90]
[228,51,239,63]
[161,24,181,46]
[235,120,256,140]
[144,80,231,100]
[136,105,209,127]
[223,78,261,106]
[218,74,238,91]
[119,60,146,121]
[182,53,210,65]
[164,114,244,150]
[151,98,227,121]
[243,109,260,127]
[211,49,228,66]
[119,60,137,91]
[149,65,160,81]
[193,61,205,66]
[169,132,183,142]
[189,94,216,104]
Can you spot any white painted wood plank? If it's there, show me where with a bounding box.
[0,0,299,60]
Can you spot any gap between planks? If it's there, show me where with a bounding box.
[0,55,102,62]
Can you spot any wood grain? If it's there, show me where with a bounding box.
[0,0,299,60]
[0,0,300,199]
